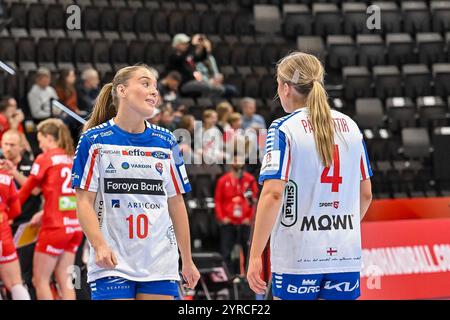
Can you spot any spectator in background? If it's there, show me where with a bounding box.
[177,114,196,163]
[201,109,224,164]
[214,151,258,274]
[158,103,177,132]
[55,69,82,115]
[147,108,161,126]
[0,97,32,156]
[195,37,238,98]
[77,68,100,113]
[216,101,233,133]
[167,33,215,98]
[240,97,266,130]
[158,71,182,104]
[27,68,59,121]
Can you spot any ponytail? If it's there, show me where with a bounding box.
[306,81,335,167]
[83,83,116,132]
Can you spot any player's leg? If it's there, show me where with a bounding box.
[0,261,31,300]
[54,251,77,300]
[271,273,323,300]
[53,231,84,300]
[0,228,31,300]
[318,272,361,300]
[90,277,136,300]
[32,251,59,300]
[136,280,178,300]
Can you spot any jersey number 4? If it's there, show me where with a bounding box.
[126,214,149,239]
[320,145,343,193]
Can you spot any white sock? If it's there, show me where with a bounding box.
[10,284,31,300]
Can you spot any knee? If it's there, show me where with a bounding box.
[32,275,48,289]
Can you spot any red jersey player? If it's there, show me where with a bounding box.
[0,169,31,299]
[19,119,82,300]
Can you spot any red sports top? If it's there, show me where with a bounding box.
[214,171,259,225]
[19,148,78,229]
[0,170,21,225]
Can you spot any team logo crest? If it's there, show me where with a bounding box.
[156,162,163,175]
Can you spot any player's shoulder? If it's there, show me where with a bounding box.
[269,109,304,131]
[81,121,114,143]
[147,122,177,148]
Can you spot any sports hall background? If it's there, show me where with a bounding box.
[1,0,450,300]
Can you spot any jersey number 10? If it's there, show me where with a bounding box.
[126,214,149,239]
[320,145,343,193]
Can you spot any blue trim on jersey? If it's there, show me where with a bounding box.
[90,277,179,300]
[362,139,373,177]
[259,129,287,184]
[272,272,361,300]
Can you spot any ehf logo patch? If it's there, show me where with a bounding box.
[155,162,163,175]
[261,150,281,173]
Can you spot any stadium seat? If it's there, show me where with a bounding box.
[432,127,450,194]
[0,36,16,64]
[431,0,450,34]
[217,11,235,36]
[37,38,56,72]
[386,33,417,65]
[401,127,431,159]
[354,98,385,130]
[372,1,402,34]
[135,8,152,37]
[342,66,373,101]
[200,11,218,34]
[373,65,403,100]
[312,3,342,36]
[386,97,417,132]
[117,8,136,41]
[101,7,120,40]
[260,74,277,99]
[402,64,432,99]
[416,96,448,128]
[17,37,37,72]
[401,1,431,34]
[231,44,249,66]
[243,74,261,98]
[247,44,263,66]
[28,3,47,38]
[253,4,281,34]
[110,40,128,71]
[128,40,146,65]
[433,63,450,98]
[342,2,369,36]
[168,10,186,36]
[326,35,356,69]
[152,10,169,35]
[416,33,446,66]
[261,43,279,67]
[297,36,326,62]
[356,34,386,68]
[184,11,202,35]
[47,4,66,39]
[55,38,74,70]
[282,4,313,38]
[74,38,93,70]
[9,2,28,37]
[92,40,112,73]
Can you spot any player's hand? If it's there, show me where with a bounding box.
[95,244,118,269]
[247,257,267,295]
[30,210,43,227]
[222,217,231,224]
[181,260,200,289]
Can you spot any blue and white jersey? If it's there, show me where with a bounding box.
[259,109,372,275]
[72,119,191,283]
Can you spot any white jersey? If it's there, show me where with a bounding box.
[72,119,191,283]
[259,108,372,275]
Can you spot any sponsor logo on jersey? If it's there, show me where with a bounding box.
[281,180,297,227]
[122,149,152,157]
[59,196,77,211]
[46,245,64,255]
[51,155,72,166]
[261,150,280,173]
[100,130,114,137]
[112,199,120,208]
[155,162,163,175]
[0,174,12,185]
[72,173,79,180]
[100,149,121,155]
[127,202,162,210]
[300,214,354,231]
[105,162,116,173]
[63,217,79,226]
[152,151,170,159]
[323,280,359,292]
[319,201,340,209]
[166,225,177,246]
[104,178,165,195]
[121,162,152,170]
